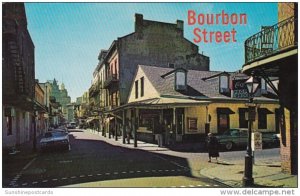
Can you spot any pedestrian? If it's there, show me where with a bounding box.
[163,120,170,146]
[126,121,131,144]
[206,132,219,163]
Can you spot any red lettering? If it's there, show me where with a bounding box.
[223,31,231,43]
[215,31,222,43]
[231,28,237,42]
[202,29,208,43]
[188,10,196,25]
[222,10,229,25]
[193,28,201,43]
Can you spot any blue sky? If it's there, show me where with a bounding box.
[25,2,278,101]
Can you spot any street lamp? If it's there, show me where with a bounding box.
[242,76,259,187]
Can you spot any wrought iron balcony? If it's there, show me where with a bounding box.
[244,16,297,64]
[104,74,119,88]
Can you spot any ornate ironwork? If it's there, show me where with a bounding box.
[245,16,297,64]
[104,74,119,88]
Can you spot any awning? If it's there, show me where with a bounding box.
[123,97,210,109]
[104,97,210,113]
[217,107,235,114]
[258,108,274,114]
[86,117,99,123]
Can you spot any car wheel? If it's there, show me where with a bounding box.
[225,142,234,151]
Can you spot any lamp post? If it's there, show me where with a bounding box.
[242,76,259,187]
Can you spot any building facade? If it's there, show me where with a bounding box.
[242,3,297,174]
[122,65,279,144]
[90,14,210,138]
[2,2,36,149]
[48,79,71,123]
[34,81,48,136]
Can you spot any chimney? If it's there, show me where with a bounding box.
[176,20,184,36]
[135,13,143,32]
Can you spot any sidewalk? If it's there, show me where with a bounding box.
[200,159,297,188]
[2,137,41,187]
[86,129,298,188]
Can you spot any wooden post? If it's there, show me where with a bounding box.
[122,110,126,144]
[173,107,176,143]
[134,108,138,147]
[115,116,118,141]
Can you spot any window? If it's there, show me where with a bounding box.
[175,70,187,91]
[218,113,229,134]
[140,77,144,97]
[188,118,197,131]
[258,109,268,129]
[168,63,175,68]
[114,59,118,76]
[135,80,139,99]
[261,78,267,94]
[6,116,12,136]
[239,108,248,128]
[219,75,229,93]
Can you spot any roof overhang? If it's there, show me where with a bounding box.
[105,97,211,113]
[242,47,298,77]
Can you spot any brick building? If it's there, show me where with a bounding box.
[242,3,297,174]
[2,3,36,149]
[90,14,210,136]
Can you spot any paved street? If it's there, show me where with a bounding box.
[3,129,236,188]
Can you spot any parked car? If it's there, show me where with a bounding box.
[215,128,279,151]
[40,130,70,152]
[58,125,68,133]
[67,122,76,129]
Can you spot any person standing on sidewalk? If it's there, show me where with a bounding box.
[126,121,131,144]
[206,132,219,163]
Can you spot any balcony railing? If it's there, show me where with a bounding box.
[104,74,119,88]
[245,16,297,64]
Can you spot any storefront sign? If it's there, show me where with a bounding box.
[251,132,262,151]
[232,79,249,98]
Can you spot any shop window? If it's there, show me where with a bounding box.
[140,77,144,97]
[135,80,138,99]
[188,118,197,131]
[258,109,268,129]
[239,108,248,128]
[6,116,12,136]
[218,113,229,134]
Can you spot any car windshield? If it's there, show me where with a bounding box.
[223,129,240,136]
[230,130,240,136]
[52,131,67,137]
[44,131,66,138]
[44,132,52,138]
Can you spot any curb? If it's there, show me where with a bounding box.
[199,167,236,188]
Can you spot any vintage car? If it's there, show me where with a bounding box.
[40,130,70,152]
[67,122,76,129]
[215,128,279,151]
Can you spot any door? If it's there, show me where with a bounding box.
[218,113,229,134]
[176,108,184,142]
